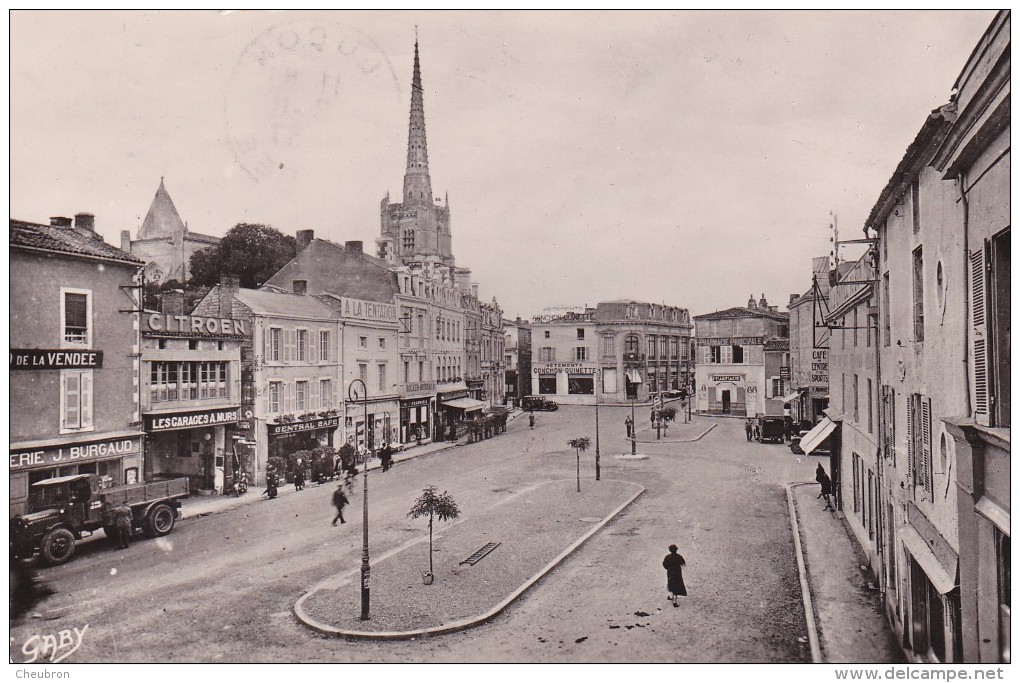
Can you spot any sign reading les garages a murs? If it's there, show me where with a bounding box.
[10,349,103,370]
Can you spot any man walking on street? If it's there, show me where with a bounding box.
[745,418,754,442]
[625,415,633,438]
[332,484,349,525]
[380,442,393,472]
[662,544,687,607]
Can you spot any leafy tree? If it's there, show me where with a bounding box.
[567,437,592,493]
[408,486,461,577]
[189,223,297,289]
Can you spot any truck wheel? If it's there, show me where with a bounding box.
[40,528,76,566]
[143,503,175,538]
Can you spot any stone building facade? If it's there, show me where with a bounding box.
[10,216,145,516]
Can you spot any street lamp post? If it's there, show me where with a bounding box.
[594,369,601,481]
[630,391,637,456]
[348,379,371,621]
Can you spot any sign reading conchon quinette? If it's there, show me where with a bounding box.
[10,349,103,370]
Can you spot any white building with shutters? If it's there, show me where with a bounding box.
[847,11,1010,663]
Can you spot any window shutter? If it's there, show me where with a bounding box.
[81,372,93,428]
[285,329,296,363]
[62,373,77,428]
[906,394,914,486]
[888,389,896,467]
[921,396,932,493]
[264,328,270,362]
[971,245,990,426]
[311,379,320,409]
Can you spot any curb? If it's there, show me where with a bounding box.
[633,422,717,444]
[293,480,647,640]
[179,441,463,521]
[786,481,823,663]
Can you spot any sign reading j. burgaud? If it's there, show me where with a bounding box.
[10,436,141,470]
[144,313,247,336]
[144,407,241,431]
[10,349,103,370]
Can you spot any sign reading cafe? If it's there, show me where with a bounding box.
[269,416,341,436]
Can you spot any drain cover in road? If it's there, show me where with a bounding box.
[460,541,501,566]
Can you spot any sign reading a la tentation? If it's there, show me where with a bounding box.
[336,297,396,323]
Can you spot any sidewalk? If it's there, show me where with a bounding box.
[789,482,904,663]
[178,426,485,520]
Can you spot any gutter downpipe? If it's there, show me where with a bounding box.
[957,170,972,418]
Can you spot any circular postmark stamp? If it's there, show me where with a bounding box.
[225,18,402,183]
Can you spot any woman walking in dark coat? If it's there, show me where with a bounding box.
[816,463,834,511]
[662,544,687,607]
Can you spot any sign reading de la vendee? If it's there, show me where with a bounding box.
[10,349,103,370]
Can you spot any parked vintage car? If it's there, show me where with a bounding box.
[521,396,559,412]
[755,414,787,444]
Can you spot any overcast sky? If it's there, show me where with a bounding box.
[10,10,996,319]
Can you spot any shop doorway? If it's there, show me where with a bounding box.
[722,390,731,414]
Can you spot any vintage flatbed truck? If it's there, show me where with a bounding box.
[10,474,190,565]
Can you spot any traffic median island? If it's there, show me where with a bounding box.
[295,478,644,639]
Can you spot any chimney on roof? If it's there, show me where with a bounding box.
[747,295,757,309]
[219,275,240,319]
[345,240,363,255]
[74,213,95,232]
[293,280,307,296]
[121,230,132,252]
[769,306,778,312]
[759,294,768,309]
[161,289,185,316]
[49,216,73,227]
[296,229,314,251]
[789,294,798,305]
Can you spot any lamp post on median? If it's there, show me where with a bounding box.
[594,368,601,481]
[348,378,371,621]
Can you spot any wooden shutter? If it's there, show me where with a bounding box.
[888,388,896,467]
[920,395,932,494]
[906,393,914,486]
[971,245,990,425]
[310,379,319,409]
[264,327,270,362]
[62,372,79,429]
[81,372,93,428]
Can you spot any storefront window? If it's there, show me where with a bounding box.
[538,376,556,394]
[568,376,594,395]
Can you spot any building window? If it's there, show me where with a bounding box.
[359,364,368,384]
[320,379,332,408]
[404,361,410,383]
[972,228,1011,428]
[911,178,920,234]
[378,364,387,393]
[403,230,414,249]
[907,393,933,494]
[881,385,896,466]
[60,370,93,431]
[867,378,874,434]
[670,338,679,359]
[538,375,556,394]
[359,336,368,350]
[320,330,330,362]
[544,330,550,339]
[647,336,656,358]
[853,374,859,423]
[710,346,721,363]
[297,329,308,362]
[720,345,732,364]
[852,452,861,513]
[913,246,924,342]
[853,308,859,347]
[268,381,282,414]
[625,335,639,355]
[575,347,588,361]
[539,347,555,362]
[577,328,585,340]
[882,273,891,347]
[568,375,594,395]
[268,328,281,362]
[379,337,386,350]
[732,345,743,363]
[295,381,308,411]
[772,378,781,397]
[602,335,615,357]
[61,289,90,346]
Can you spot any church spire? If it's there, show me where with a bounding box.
[403,37,433,205]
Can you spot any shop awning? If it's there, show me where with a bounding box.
[779,391,803,404]
[800,417,838,454]
[626,370,643,384]
[442,397,487,412]
[899,525,958,594]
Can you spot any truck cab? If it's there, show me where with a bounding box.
[27,474,105,528]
